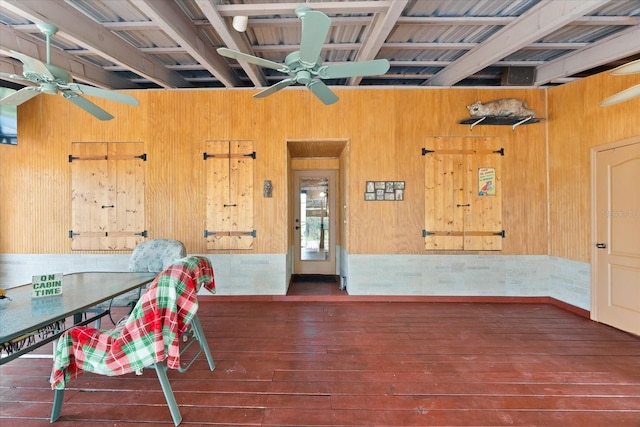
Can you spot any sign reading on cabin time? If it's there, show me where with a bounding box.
[32,273,63,298]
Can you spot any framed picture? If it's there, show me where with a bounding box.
[366,181,375,193]
[385,181,394,193]
[364,181,405,201]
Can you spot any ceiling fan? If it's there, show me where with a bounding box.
[599,59,640,106]
[0,22,138,121]
[217,6,390,105]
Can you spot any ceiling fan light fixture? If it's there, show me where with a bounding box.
[232,15,248,32]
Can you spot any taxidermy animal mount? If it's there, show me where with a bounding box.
[467,99,535,118]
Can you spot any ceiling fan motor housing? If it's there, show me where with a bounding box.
[40,82,58,95]
[296,70,311,85]
[285,51,322,74]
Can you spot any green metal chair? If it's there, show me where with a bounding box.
[50,256,215,425]
[153,314,215,425]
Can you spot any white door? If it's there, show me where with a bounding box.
[593,140,640,336]
[293,170,336,275]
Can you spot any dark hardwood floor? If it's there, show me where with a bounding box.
[2,286,640,426]
[287,274,344,296]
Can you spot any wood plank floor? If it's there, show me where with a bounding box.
[1,291,640,426]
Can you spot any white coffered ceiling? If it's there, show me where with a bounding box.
[1,0,639,92]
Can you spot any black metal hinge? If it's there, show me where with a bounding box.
[421,148,434,156]
[69,153,146,162]
[68,230,147,238]
[204,230,257,238]
[203,151,257,160]
[422,230,505,238]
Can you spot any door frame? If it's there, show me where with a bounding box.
[590,136,640,326]
[293,169,337,275]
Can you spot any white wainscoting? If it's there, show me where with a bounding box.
[0,253,287,295]
[0,253,589,309]
[344,254,590,311]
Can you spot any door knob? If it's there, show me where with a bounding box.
[596,243,607,249]
[295,226,300,230]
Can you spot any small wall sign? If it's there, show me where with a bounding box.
[32,273,63,298]
[478,167,496,196]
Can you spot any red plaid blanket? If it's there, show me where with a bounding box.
[50,256,214,389]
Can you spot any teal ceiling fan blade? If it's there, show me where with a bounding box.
[297,8,331,67]
[600,83,640,106]
[217,48,287,72]
[62,91,114,120]
[611,59,640,75]
[0,86,42,106]
[67,83,139,106]
[254,78,296,99]
[318,59,390,79]
[10,50,54,80]
[307,80,338,105]
[0,71,29,82]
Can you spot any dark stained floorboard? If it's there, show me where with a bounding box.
[1,282,639,426]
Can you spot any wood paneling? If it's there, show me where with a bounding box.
[290,158,340,170]
[2,87,549,256]
[548,72,640,262]
[288,139,346,158]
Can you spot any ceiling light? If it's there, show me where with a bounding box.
[232,16,248,32]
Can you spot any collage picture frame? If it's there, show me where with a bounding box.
[365,181,405,201]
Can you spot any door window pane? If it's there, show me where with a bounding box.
[300,177,329,261]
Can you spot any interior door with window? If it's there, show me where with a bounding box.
[293,170,336,275]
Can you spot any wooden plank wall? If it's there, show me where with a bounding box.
[0,86,549,256]
[547,71,640,262]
